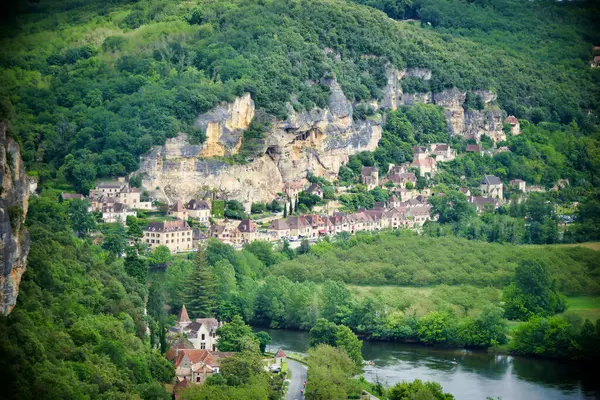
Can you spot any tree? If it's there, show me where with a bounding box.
[388,379,455,400]
[184,248,218,318]
[124,248,148,285]
[305,344,356,400]
[321,280,352,323]
[309,318,338,348]
[417,312,457,344]
[102,222,127,257]
[458,305,508,347]
[503,259,566,320]
[429,190,475,224]
[309,319,363,370]
[68,199,95,237]
[215,315,259,352]
[254,331,272,353]
[126,215,143,240]
[149,245,172,269]
[298,238,310,255]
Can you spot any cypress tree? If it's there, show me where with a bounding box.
[289,199,294,215]
[184,247,218,318]
[283,203,287,218]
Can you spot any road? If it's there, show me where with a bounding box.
[285,359,307,400]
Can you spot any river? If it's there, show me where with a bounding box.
[259,328,600,400]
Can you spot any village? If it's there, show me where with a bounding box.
[58,115,546,254]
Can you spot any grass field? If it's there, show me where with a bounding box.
[564,296,600,321]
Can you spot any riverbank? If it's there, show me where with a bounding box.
[260,328,600,399]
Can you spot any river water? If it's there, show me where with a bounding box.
[259,328,599,400]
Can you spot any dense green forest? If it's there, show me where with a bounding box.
[1,0,599,192]
[0,194,174,399]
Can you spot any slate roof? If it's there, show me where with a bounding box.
[305,183,322,195]
[237,219,257,233]
[481,175,502,185]
[187,199,210,210]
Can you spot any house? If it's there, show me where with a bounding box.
[385,172,417,189]
[466,144,483,154]
[305,183,324,198]
[284,180,306,201]
[286,216,312,238]
[411,148,437,176]
[480,175,504,201]
[90,179,153,210]
[174,349,234,385]
[408,205,432,227]
[101,202,137,223]
[116,186,140,207]
[187,200,211,223]
[268,219,290,240]
[592,55,600,68]
[510,179,527,192]
[388,195,401,209]
[459,188,471,197]
[170,305,221,351]
[173,377,191,399]
[192,229,208,247]
[469,196,499,212]
[361,166,379,190]
[388,164,409,175]
[496,146,511,154]
[90,180,125,197]
[274,348,287,366]
[169,200,188,220]
[504,116,521,136]
[144,220,193,252]
[430,143,455,162]
[209,224,233,243]
[235,219,259,244]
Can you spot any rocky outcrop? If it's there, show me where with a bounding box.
[194,93,254,157]
[139,79,381,208]
[383,68,506,142]
[0,122,31,315]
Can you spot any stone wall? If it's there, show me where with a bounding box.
[0,121,31,315]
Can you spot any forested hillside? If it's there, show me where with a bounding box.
[1,0,599,192]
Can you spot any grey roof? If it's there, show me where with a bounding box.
[305,183,322,194]
[187,199,210,210]
[269,219,289,230]
[482,175,502,185]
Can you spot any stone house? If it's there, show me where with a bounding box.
[480,175,504,200]
[388,195,401,209]
[411,147,437,176]
[186,200,211,223]
[361,166,379,190]
[235,219,258,244]
[274,348,287,366]
[101,202,137,224]
[504,116,521,136]
[305,183,324,198]
[174,349,233,385]
[408,205,432,227]
[459,188,471,197]
[430,143,455,162]
[90,180,153,210]
[61,192,85,201]
[268,219,290,240]
[388,164,409,175]
[286,216,312,238]
[469,196,499,212]
[169,200,189,220]
[284,180,306,201]
[144,220,193,252]
[465,144,483,155]
[209,224,234,243]
[509,179,527,192]
[170,305,221,351]
[384,172,417,189]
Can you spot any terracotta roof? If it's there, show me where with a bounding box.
[170,200,186,213]
[466,144,482,152]
[274,348,287,358]
[361,166,378,176]
[433,143,449,151]
[286,216,308,229]
[237,219,257,233]
[504,115,519,125]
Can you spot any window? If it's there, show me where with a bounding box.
[196,377,201,383]
[200,342,206,349]
[201,334,205,340]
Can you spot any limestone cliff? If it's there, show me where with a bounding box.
[139,79,381,208]
[383,68,506,142]
[0,122,31,315]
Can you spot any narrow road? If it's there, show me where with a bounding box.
[286,359,308,400]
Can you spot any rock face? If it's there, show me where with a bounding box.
[0,122,31,315]
[194,93,255,157]
[139,79,381,208]
[383,68,506,142]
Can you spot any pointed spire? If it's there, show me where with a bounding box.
[178,304,191,323]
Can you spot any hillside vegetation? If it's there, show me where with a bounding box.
[1,0,599,192]
[270,231,600,294]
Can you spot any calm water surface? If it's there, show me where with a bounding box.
[259,328,599,400]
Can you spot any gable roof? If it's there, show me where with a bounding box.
[178,305,191,324]
[481,175,502,185]
[269,219,289,231]
[504,115,519,125]
[274,348,287,358]
[361,166,378,176]
[466,144,482,152]
[237,219,257,233]
[187,199,210,210]
[305,183,322,194]
[61,193,85,200]
[170,200,186,213]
